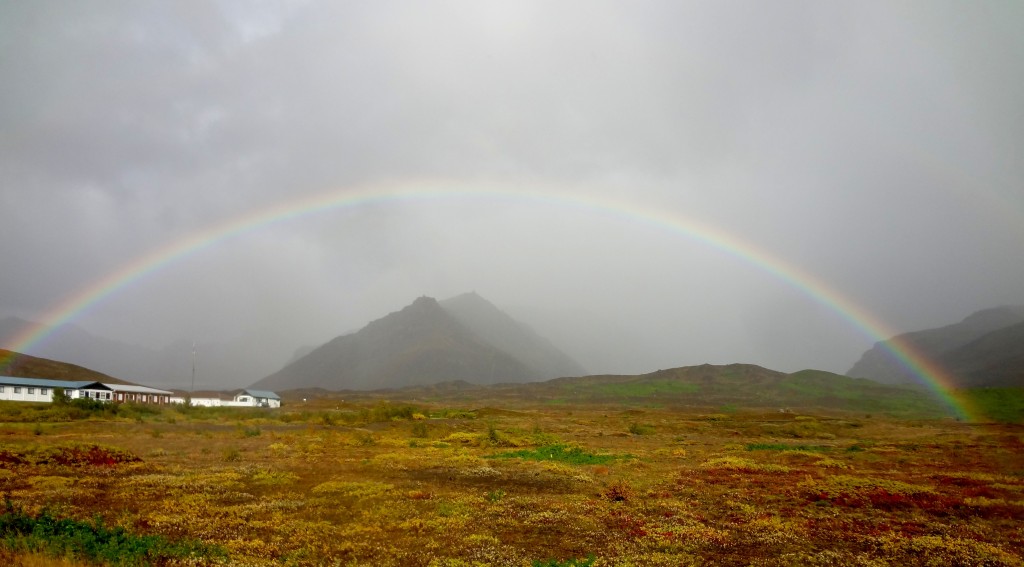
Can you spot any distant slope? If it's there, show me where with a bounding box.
[318,363,955,419]
[0,349,130,384]
[440,292,587,378]
[939,321,1024,388]
[253,296,546,391]
[520,364,947,416]
[848,306,1024,387]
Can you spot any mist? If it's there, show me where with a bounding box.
[2,1,1022,388]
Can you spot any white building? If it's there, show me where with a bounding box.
[229,389,281,408]
[168,396,224,407]
[0,377,111,402]
[169,389,281,408]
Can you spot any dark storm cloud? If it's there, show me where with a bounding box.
[1,1,1021,381]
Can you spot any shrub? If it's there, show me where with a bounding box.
[746,443,830,452]
[0,501,225,565]
[533,555,596,567]
[700,456,791,473]
[411,422,430,438]
[875,534,1021,565]
[355,432,377,446]
[603,480,635,502]
[486,489,506,503]
[0,444,144,467]
[311,481,393,498]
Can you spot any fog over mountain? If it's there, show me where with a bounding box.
[0,317,279,390]
[2,2,1022,383]
[253,294,585,391]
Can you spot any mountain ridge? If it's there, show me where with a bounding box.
[848,306,1024,387]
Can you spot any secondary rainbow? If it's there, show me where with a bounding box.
[0,180,974,420]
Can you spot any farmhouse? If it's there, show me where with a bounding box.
[0,376,111,402]
[230,389,281,408]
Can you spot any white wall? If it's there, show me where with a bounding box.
[0,385,54,402]
[169,397,223,407]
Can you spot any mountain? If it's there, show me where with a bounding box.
[938,320,1024,388]
[0,349,130,384]
[253,294,584,391]
[847,306,1024,387]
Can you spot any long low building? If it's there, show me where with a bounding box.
[0,376,173,404]
[169,389,282,408]
[105,383,174,404]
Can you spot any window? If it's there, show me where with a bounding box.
[0,386,4,393]
[13,387,21,394]
[40,388,48,395]
[27,388,35,395]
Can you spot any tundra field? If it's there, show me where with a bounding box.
[0,398,1022,566]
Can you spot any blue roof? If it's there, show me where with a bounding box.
[0,376,109,389]
[242,389,280,400]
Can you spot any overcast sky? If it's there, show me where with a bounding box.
[2,1,1022,378]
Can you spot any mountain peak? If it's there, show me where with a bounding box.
[411,295,440,307]
[252,293,584,391]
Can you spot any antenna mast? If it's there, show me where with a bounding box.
[190,341,197,395]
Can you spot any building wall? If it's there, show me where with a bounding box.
[226,396,281,408]
[169,397,223,407]
[0,384,173,404]
[112,392,171,404]
[0,385,54,402]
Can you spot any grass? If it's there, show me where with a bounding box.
[533,555,596,567]
[745,443,831,452]
[579,379,699,399]
[486,443,627,466]
[953,388,1024,423]
[0,396,1021,566]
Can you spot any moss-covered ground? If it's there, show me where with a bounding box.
[1,400,1022,566]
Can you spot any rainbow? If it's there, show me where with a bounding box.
[0,180,974,420]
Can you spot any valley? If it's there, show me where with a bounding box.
[1,394,1022,566]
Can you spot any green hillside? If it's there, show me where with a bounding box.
[952,388,1024,423]
[378,363,959,419]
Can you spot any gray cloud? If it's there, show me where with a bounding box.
[2,1,1021,382]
